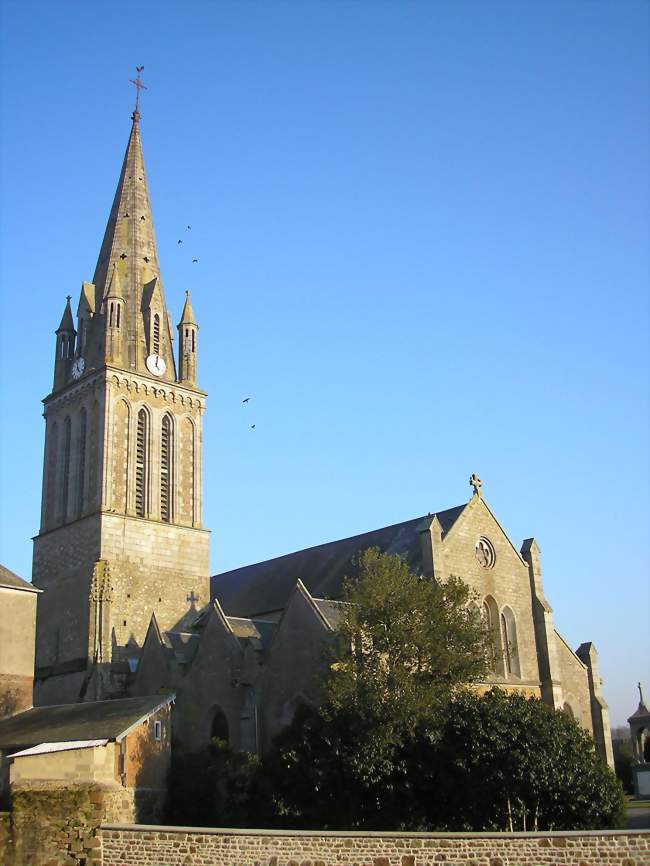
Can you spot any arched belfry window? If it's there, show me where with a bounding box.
[153,314,161,355]
[60,416,72,523]
[77,407,87,518]
[160,414,173,523]
[135,408,149,518]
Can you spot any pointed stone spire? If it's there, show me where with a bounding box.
[57,296,75,333]
[179,289,197,326]
[178,290,198,386]
[87,112,175,380]
[53,296,76,390]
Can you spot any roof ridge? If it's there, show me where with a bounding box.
[215,505,464,577]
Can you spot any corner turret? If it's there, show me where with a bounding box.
[177,290,198,386]
[53,296,76,391]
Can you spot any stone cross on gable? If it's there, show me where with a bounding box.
[187,590,200,607]
[470,473,482,498]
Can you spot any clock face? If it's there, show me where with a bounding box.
[71,357,86,380]
[146,354,167,377]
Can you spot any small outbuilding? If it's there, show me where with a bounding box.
[0,693,174,821]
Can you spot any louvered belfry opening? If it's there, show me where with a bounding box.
[161,414,173,523]
[135,408,148,518]
[60,416,72,523]
[77,408,87,517]
[153,313,160,355]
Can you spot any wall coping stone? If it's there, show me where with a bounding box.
[101,824,650,839]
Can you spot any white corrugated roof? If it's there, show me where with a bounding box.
[11,739,109,757]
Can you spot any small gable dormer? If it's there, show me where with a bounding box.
[76,281,95,363]
[141,277,176,381]
[103,265,124,364]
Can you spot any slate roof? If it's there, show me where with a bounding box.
[228,617,275,650]
[212,505,466,618]
[313,599,347,630]
[163,631,201,665]
[0,695,173,751]
[0,563,40,593]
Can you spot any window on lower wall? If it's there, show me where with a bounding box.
[154,720,162,741]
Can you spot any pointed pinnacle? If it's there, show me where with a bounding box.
[57,296,75,333]
[178,289,197,326]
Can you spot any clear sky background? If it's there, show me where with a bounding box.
[0,1,647,727]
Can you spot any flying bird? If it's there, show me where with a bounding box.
[177,239,183,245]
[250,424,256,430]
[242,397,250,403]
[187,225,192,230]
[192,258,199,263]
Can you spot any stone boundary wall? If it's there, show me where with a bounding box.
[100,824,650,866]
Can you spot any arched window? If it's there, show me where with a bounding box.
[500,606,520,677]
[153,313,160,355]
[135,408,149,518]
[59,416,71,523]
[45,420,59,529]
[191,329,195,353]
[563,702,575,719]
[482,596,502,674]
[160,414,173,523]
[210,707,229,743]
[77,408,87,517]
[109,303,115,327]
[116,303,121,328]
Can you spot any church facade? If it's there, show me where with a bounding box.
[31,108,614,768]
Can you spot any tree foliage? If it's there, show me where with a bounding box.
[404,689,626,831]
[166,738,269,828]
[327,547,491,736]
[261,690,625,831]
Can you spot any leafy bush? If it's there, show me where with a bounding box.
[260,690,626,831]
[166,738,270,827]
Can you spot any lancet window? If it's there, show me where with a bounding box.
[135,408,149,518]
[160,414,173,523]
[60,416,71,523]
[77,408,87,517]
[153,314,161,355]
[500,606,520,677]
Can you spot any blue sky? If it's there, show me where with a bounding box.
[0,0,648,726]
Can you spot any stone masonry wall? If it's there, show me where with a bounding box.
[0,782,136,866]
[554,631,593,731]
[441,498,540,686]
[100,826,650,866]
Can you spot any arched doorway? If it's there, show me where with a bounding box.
[209,706,229,743]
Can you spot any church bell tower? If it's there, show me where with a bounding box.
[33,100,210,703]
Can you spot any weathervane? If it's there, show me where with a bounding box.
[130,66,147,118]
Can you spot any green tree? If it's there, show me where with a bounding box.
[262,690,625,831]
[166,738,270,828]
[327,547,491,736]
[401,689,626,831]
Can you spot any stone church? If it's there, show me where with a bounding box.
[29,106,613,767]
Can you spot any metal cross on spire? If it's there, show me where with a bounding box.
[129,66,147,118]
